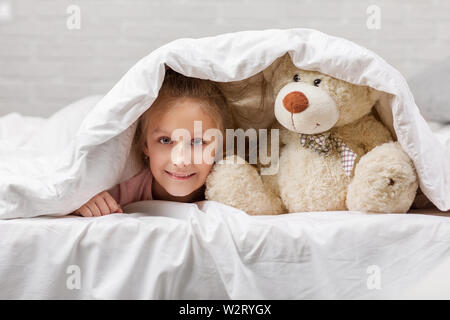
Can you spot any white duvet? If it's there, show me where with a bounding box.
[1,28,450,299]
[0,200,449,299]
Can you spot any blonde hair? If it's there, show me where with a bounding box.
[133,68,232,167]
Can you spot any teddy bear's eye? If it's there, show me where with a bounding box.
[313,79,321,87]
[293,74,300,82]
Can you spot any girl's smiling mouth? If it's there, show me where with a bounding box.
[165,170,196,180]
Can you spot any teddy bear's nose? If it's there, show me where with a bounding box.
[282,91,309,113]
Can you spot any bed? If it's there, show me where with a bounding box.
[1,28,449,299]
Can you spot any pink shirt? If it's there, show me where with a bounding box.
[108,169,153,207]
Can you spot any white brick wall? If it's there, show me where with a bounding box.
[0,0,449,117]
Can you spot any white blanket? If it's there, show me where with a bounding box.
[0,28,449,219]
[0,201,449,299]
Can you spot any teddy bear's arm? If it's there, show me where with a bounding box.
[336,113,393,155]
[205,155,286,215]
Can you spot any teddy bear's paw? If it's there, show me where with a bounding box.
[205,155,286,215]
[346,142,418,213]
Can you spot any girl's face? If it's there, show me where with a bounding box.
[143,96,221,198]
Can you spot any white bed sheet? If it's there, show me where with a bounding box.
[0,200,449,299]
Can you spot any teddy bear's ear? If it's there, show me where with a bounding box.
[262,53,289,83]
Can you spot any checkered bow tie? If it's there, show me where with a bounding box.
[299,131,357,178]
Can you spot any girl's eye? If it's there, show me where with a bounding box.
[293,74,300,82]
[159,136,172,144]
[314,79,321,86]
[191,138,204,146]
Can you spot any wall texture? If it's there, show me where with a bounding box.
[0,0,449,117]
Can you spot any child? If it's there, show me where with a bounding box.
[72,68,232,217]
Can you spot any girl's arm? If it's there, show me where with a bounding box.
[72,169,151,217]
[106,169,152,207]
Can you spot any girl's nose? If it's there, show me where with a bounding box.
[171,141,191,166]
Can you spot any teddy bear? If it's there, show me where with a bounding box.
[205,53,419,214]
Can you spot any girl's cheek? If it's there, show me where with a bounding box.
[201,163,215,179]
[148,144,169,161]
